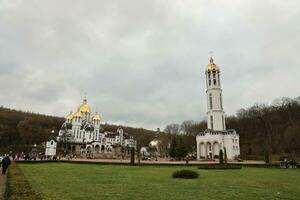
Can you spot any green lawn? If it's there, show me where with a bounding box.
[15,163,300,200]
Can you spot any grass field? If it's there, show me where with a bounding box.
[11,163,300,200]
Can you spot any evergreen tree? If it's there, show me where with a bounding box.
[264,149,271,164]
[130,147,135,165]
[219,149,224,164]
[224,147,227,164]
[176,137,187,160]
[169,137,177,158]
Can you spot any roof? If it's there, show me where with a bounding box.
[79,103,91,113]
[47,134,57,142]
[92,113,101,121]
[206,57,219,71]
[74,111,82,117]
[78,97,91,113]
[106,132,116,138]
[66,112,74,120]
[149,140,160,147]
[201,129,237,135]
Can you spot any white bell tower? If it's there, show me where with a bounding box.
[205,57,226,131]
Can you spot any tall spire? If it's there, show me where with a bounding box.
[205,56,225,131]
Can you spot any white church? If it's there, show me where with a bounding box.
[46,97,136,157]
[196,57,240,160]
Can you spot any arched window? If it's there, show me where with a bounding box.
[222,115,225,130]
[208,71,211,86]
[210,115,214,130]
[209,93,213,109]
[220,94,223,109]
[213,70,216,85]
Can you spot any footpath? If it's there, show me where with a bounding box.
[0,172,7,200]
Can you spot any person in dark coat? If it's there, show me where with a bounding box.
[1,156,11,175]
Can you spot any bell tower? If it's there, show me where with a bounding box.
[205,57,226,131]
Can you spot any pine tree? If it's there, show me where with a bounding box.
[169,137,177,158]
[264,149,271,164]
[219,149,224,164]
[130,147,135,165]
[224,147,227,164]
[176,137,187,160]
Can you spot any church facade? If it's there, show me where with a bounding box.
[57,98,136,157]
[196,58,240,160]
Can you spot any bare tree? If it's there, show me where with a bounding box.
[180,120,197,135]
[164,123,180,135]
[60,128,72,155]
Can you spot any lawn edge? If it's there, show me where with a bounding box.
[5,162,42,200]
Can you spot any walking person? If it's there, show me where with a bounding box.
[1,155,11,175]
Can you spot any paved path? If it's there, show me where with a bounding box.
[0,172,7,200]
[70,158,265,165]
[18,158,265,165]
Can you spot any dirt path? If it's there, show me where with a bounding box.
[0,172,7,200]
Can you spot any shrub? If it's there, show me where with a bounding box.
[172,170,199,179]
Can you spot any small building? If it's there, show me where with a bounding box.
[196,57,240,160]
[45,131,57,159]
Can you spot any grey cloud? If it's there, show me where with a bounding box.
[0,0,300,129]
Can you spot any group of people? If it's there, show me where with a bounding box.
[0,155,11,175]
[281,158,298,168]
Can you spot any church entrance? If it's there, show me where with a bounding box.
[206,142,212,159]
[213,141,220,158]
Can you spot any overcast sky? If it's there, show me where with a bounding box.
[0,0,299,130]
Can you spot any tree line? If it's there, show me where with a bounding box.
[0,107,158,153]
[0,107,64,153]
[163,96,300,159]
[1,96,299,159]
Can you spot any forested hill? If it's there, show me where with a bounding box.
[226,97,300,158]
[0,107,64,151]
[163,96,300,159]
[0,107,156,152]
[1,96,300,158]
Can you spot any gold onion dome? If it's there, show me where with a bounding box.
[79,104,91,113]
[79,97,91,113]
[92,113,101,121]
[149,140,160,147]
[74,110,82,117]
[66,112,74,120]
[207,57,219,71]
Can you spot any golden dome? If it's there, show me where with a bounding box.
[207,57,219,71]
[78,97,91,113]
[149,140,160,147]
[92,113,101,121]
[79,104,91,113]
[74,111,82,118]
[66,112,74,120]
